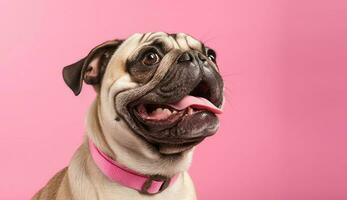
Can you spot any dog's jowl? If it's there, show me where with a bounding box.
[33,32,224,200]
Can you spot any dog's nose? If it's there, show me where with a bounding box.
[177,52,193,63]
[177,51,207,64]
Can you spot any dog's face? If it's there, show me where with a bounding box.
[63,32,223,157]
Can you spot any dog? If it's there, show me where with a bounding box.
[32,32,224,200]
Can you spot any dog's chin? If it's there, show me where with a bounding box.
[155,144,195,155]
[157,142,199,155]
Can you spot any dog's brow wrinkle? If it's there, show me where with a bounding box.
[186,36,203,51]
[139,34,146,43]
[147,32,167,42]
[184,36,193,50]
[175,37,183,49]
[145,32,156,42]
[168,33,177,39]
[151,38,173,52]
[167,35,178,49]
[141,32,153,43]
[171,37,180,49]
[175,33,192,50]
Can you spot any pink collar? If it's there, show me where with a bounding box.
[88,140,179,194]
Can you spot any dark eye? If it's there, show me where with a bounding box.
[207,49,216,63]
[142,51,160,66]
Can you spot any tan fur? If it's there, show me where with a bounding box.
[33,32,207,200]
[32,168,72,200]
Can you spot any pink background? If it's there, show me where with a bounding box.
[1,0,346,199]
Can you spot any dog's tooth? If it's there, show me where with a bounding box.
[188,107,193,115]
[172,110,177,114]
[163,108,172,115]
[155,108,163,113]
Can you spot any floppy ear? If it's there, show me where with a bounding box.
[62,40,123,95]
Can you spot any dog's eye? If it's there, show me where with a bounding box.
[142,51,160,66]
[207,49,216,63]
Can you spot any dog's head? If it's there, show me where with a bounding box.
[63,32,223,173]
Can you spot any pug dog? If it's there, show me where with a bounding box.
[32,32,224,200]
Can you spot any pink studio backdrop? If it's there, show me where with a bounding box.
[1,0,346,199]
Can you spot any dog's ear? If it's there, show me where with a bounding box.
[62,40,123,95]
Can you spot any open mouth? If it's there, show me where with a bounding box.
[130,81,222,154]
[133,81,222,134]
[135,81,221,122]
[135,96,222,125]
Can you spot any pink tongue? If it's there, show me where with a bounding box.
[169,95,223,114]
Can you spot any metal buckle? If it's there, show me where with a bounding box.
[141,175,171,195]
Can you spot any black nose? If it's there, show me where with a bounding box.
[177,51,206,64]
[177,52,193,62]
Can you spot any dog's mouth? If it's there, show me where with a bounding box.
[130,81,223,154]
[134,96,222,128]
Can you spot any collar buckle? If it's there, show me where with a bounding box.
[141,174,171,195]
